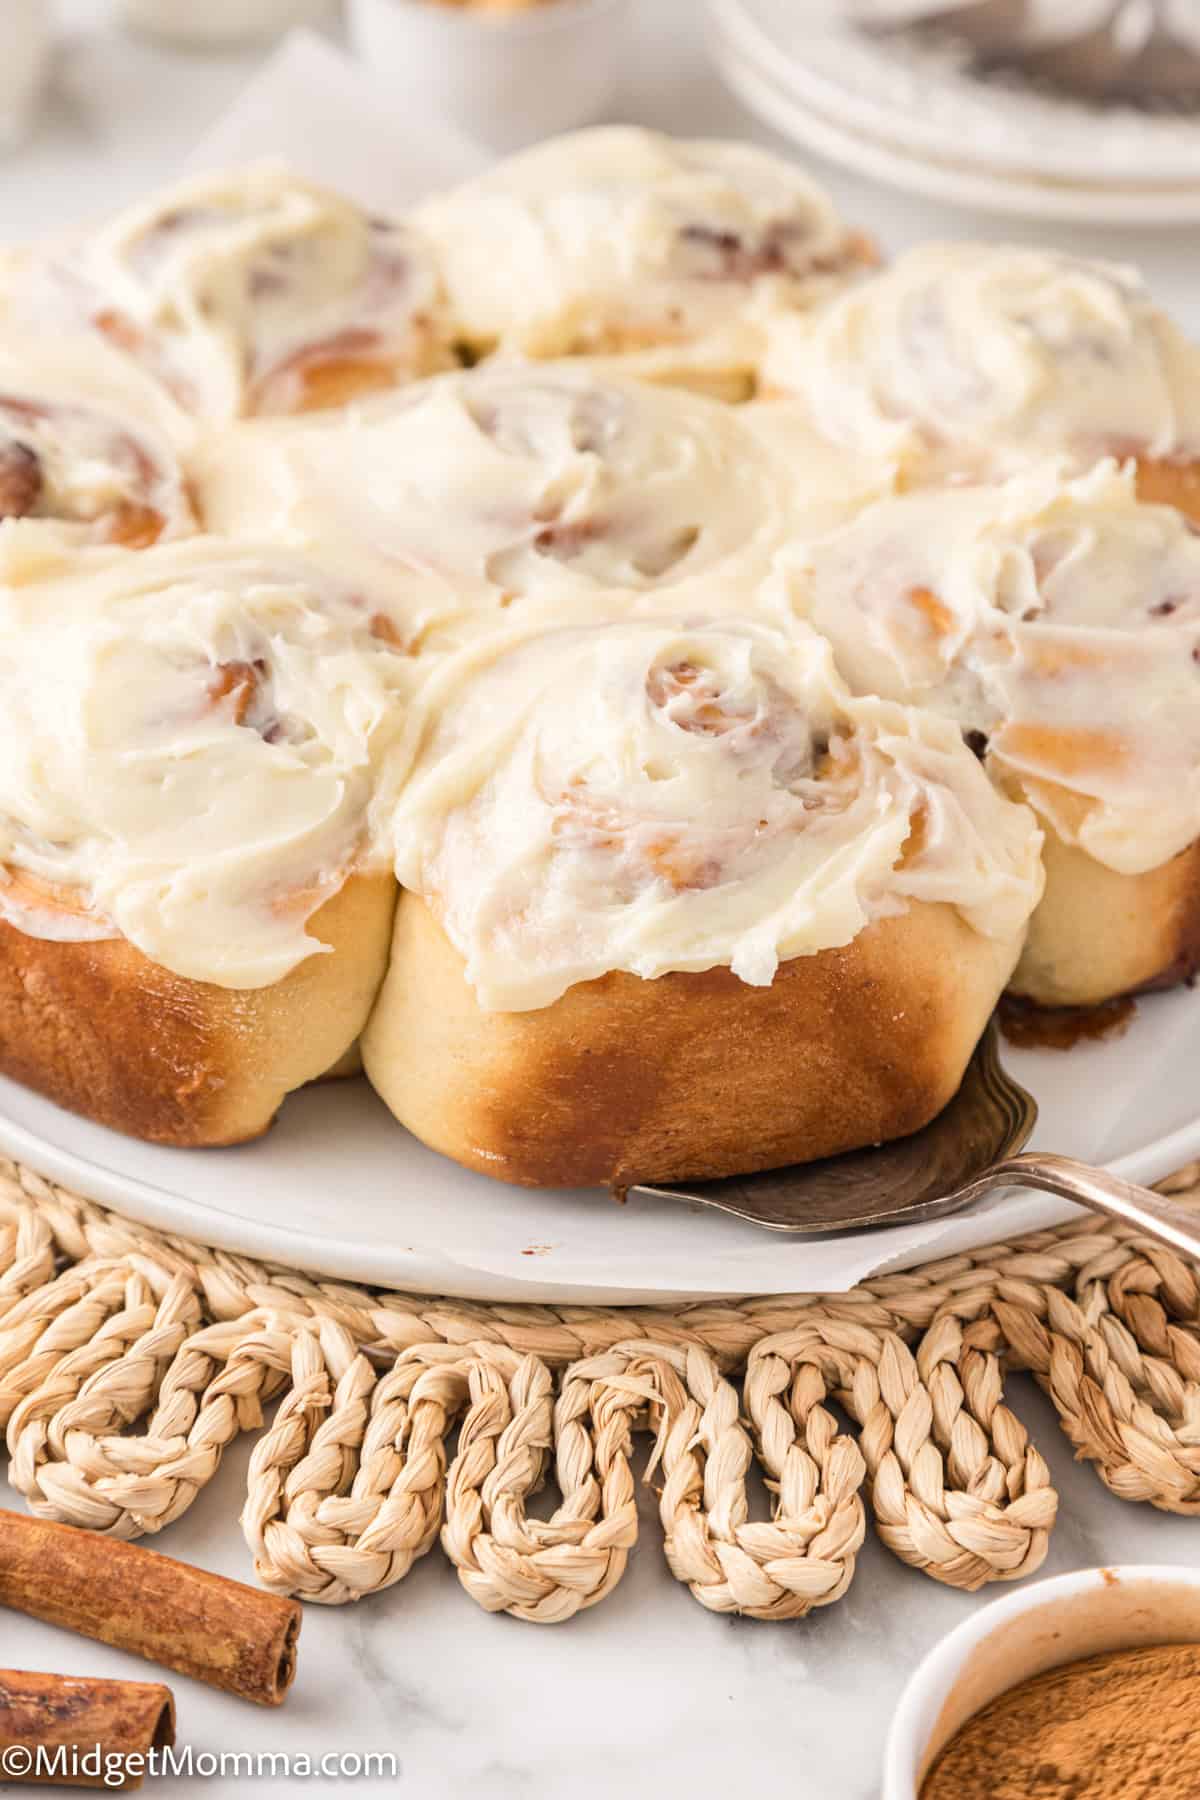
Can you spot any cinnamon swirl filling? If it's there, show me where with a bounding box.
[4,167,456,423]
[191,363,844,648]
[762,243,1200,503]
[0,541,413,988]
[415,127,873,383]
[0,388,193,546]
[389,616,1042,1011]
[792,461,1200,878]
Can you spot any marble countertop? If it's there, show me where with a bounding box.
[2,6,1199,1796]
[4,1391,1200,1800]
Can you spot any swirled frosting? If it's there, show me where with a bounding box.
[3,165,454,422]
[192,363,872,646]
[0,336,196,548]
[415,127,869,375]
[762,242,1200,481]
[390,616,1043,1010]
[788,461,1200,874]
[6,142,1199,1030]
[0,539,412,987]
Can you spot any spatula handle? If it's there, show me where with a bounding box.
[997,1152,1200,1263]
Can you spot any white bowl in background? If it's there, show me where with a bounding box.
[884,1565,1200,1799]
[348,0,631,150]
[119,0,340,48]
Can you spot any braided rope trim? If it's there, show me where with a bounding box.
[2,1157,1199,1620]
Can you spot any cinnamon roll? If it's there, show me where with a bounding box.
[362,616,1042,1187]
[3,166,456,422]
[415,127,875,398]
[762,243,1200,518]
[0,540,409,1142]
[0,339,195,549]
[789,461,1200,1005]
[193,362,868,648]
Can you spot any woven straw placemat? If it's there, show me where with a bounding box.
[2,1156,1199,1623]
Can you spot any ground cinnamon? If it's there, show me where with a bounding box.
[0,1510,300,1707]
[921,1642,1200,1800]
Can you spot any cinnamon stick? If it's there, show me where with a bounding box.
[0,1668,174,1791]
[0,1511,300,1707]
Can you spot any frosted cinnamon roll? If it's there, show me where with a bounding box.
[3,165,455,422]
[193,363,867,648]
[416,127,874,397]
[363,616,1042,1187]
[789,461,1200,1004]
[0,339,195,549]
[0,539,410,1143]
[762,243,1200,516]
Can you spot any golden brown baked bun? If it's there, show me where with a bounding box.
[1134,457,1200,528]
[361,891,1022,1191]
[793,463,1200,1011]
[321,1040,365,1081]
[0,872,396,1146]
[1008,823,1200,1008]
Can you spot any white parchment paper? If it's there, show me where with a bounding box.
[185,29,484,199]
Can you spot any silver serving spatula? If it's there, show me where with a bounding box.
[633,1022,1200,1260]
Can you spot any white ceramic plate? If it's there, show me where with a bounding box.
[2,983,1199,1304]
[709,0,1200,224]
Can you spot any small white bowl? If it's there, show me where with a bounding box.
[348,0,631,151]
[884,1565,1200,1800]
[120,0,339,48]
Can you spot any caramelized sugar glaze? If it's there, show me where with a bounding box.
[998,994,1137,1052]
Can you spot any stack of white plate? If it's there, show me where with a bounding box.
[708,0,1200,223]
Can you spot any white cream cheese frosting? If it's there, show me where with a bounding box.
[5,143,1200,1028]
[415,127,870,375]
[788,461,1200,875]
[0,539,412,987]
[390,615,1043,1010]
[3,165,453,422]
[762,242,1200,482]
[192,362,872,647]
[0,336,196,546]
